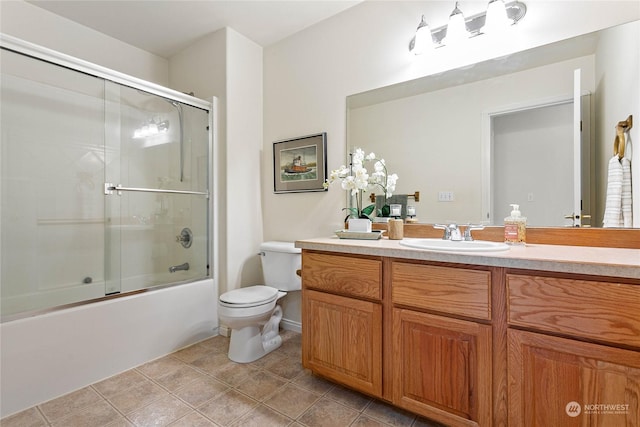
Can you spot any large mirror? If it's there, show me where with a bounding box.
[347,20,638,228]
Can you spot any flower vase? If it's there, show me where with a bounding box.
[348,218,372,233]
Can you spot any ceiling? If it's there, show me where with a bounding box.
[26,0,363,58]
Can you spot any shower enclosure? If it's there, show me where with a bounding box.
[1,35,213,320]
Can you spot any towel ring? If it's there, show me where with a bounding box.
[614,115,633,159]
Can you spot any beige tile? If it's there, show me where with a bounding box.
[0,407,48,427]
[292,370,335,395]
[229,404,292,427]
[138,355,185,379]
[265,356,304,380]
[248,348,286,369]
[263,383,320,419]
[197,389,258,426]
[108,379,169,414]
[168,411,220,426]
[363,400,416,426]
[197,336,229,353]
[279,341,302,359]
[351,415,389,427]
[190,352,233,375]
[50,400,123,427]
[39,386,103,422]
[155,364,207,392]
[104,418,136,427]
[209,362,256,387]
[173,343,215,364]
[127,395,191,427]
[297,397,359,427]
[93,370,148,399]
[326,385,373,411]
[173,377,229,407]
[235,371,287,402]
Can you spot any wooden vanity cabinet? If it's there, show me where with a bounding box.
[391,261,494,427]
[301,251,383,398]
[300,246,640,427]
[506,272,640,426]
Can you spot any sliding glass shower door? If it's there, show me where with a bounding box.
[104,83,210,294]
[1,45,211,319]
[1,49,107,315]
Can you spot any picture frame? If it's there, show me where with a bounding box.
[273,132,327,193]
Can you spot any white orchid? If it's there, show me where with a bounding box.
[323,148,399,219]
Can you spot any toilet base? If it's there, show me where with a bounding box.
[228,325,282,363]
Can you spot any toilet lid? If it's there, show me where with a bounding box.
[219,285,279,306]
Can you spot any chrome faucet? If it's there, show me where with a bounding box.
[169,262,190,273]
[434,223,462,241]
[463,224,485,241]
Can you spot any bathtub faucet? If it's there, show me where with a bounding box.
[169,262,190,273]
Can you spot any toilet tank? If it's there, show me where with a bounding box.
[260,241,301,291]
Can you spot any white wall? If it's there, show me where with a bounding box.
[0,0,169,85]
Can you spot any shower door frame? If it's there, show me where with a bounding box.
[0,33,216,320]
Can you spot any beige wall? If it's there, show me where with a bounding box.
[0,0,169,85]
[263,1,639,323]
[169,28,264,297]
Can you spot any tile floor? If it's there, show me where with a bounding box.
[2,330,444,427]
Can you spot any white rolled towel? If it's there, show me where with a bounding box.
[603,155,623,227]
[621,156,632,227]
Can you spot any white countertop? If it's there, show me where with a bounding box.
[295,236,640,280]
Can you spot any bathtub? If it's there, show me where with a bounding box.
[0,278,218,418]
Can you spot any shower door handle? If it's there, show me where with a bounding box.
[104,183,209,198]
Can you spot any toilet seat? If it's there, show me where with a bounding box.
[219,285,279,308]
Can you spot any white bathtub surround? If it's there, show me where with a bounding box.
[0,279,217,418]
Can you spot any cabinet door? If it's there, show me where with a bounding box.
[508,329,640,427]
[392,308,492,427]
[302,289,383,397]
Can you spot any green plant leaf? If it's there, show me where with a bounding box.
[362,204,376,217]
[341,207,359,220]
[381,204,391,217]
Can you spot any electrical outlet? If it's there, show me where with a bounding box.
[438,191,454,202]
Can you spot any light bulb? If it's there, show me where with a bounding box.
[443,2,469,46]
[147,122,159,135]
[412,15,432,55]
[482,0,510,35]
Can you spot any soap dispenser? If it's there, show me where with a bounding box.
[504,204,526,244]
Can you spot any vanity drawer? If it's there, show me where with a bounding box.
[302,251,382,301]
[507,273,640,348]
[391,262,492,320]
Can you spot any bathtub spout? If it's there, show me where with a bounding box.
[169,262,189,273]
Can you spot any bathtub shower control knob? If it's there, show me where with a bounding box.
[176,227,193,248]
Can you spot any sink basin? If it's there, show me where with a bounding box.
[399,238,510,252]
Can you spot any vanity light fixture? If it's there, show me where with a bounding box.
[409,0,527,54]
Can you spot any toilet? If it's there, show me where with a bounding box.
[218,241,301,363]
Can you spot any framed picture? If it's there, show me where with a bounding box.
[273,132,327,193]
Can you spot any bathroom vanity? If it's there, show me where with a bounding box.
[295,237,640,427]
